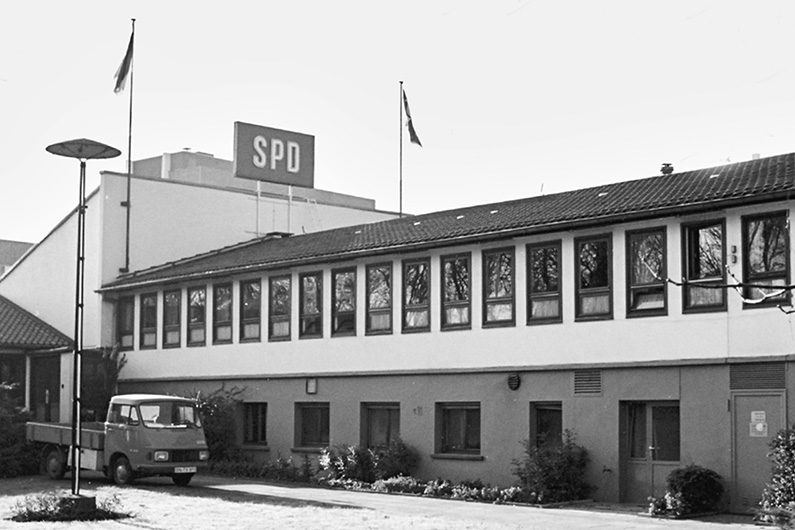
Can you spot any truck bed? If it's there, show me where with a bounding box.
[26,421,106,450]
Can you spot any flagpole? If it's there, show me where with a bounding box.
[122,18,135,273]
[399,80,403,218]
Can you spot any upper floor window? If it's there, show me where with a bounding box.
[403,258,430,332]
[683,220,725,311]
[366,263,392,334]
[163,289,181,348]
[139,293,157,349]
[269,275,291,341]
[240,279,261,342]
[627,228,667,316]
[527,241,561,324]
[483,248,515,326]
[117,296,134,350]
[743,212,789,307]
[576,235,612,320]
[213,283,233,344]
[441,253,470,330]
[332,268,356,336]
[299,272,323,339]
[187,286,206,346]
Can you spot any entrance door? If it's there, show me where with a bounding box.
[732,392,785,513]
[29,355,60,422]
[622,401,681,503]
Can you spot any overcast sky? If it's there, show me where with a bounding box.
[2,1,795,244]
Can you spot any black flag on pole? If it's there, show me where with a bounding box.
[402,89,422,147]
[113,31,134,94]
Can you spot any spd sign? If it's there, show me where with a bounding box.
[233,122,315,188]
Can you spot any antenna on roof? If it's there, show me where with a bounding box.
[661,163,674,175]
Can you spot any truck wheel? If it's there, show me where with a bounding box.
[172,473,194,486]
[111,456,135,485]
[44,448,66,480]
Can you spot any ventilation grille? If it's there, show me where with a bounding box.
[574,369,602,395]
[730,363,785,390]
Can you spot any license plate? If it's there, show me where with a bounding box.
[174,466,196,474]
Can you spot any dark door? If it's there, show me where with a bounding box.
[30,355,60,422]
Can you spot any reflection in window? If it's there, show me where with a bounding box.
[269,276,291,340]
[364,403,400,448]
[163,290,181,348]
[532,402,563,448]
[576,236,612,319]
[139,293,157,349]
[744,213,789,305]
[403,259,430,332]
[187,286,206,346]
[332,269,356,336]
[366,264,392,334]
[117,297,134,350]
[627,402,646,459]
[300,272,323,338]
[627,229,666,315]
[683,221,725,310]
[527,242,561,323]
[240,280,261,341]
[441,254,470,329]
[213,284,233,344]
[483,248,514,326]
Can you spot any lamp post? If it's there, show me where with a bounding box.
[46,139,121,498]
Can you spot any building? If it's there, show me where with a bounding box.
[0,137,400,423]
[0,239,33,278]
[97,151,795,511]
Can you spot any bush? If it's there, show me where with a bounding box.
[319,440,420,483]
[760,426,795,528]
[0,383,39,478]
[190,386,244,462]
[649,465,724,517]
[374,439,420,479]
[372,475,426,494]
[10,491,129,522]
[511,429,593,504]
[210,454,313,483]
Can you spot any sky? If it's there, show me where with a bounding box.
[3,1,795,244]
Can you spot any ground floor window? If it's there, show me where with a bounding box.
[296,402,329,447]
[437,402,480,454]
[530,402,562,447]
[362,403,400,448]
[627,402,680,461]
[244,402,267,444]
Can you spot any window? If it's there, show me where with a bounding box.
[332,268,356,336]
[527,241,562,323]
[683,220,725,311]
[299,272,323,338]
[438,402,480,454]
[530,402,562,448]
[743,212,789,307]
[403,258,430,332]
[362,403,400,448]
[483,248,515,326]
[117,296,134,350]
[107,403,139,425]
[441,254,470,330]
[213,283,233,344]
[269,275,291,341]
[139,293,157,349]
[187,286,206,346]
[163,290,181,348]
[296,402,329,447]
[240,279,261,341]
[366,263,392,334]
[626,228,667,316]
[576,235,612,319]
[244,403,267,444]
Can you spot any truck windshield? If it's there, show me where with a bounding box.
[139,401,202,429]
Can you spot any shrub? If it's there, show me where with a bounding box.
[319,445,377,483]
[0,383,39,478]
[760,426,795,528]
[373,439,420,479]
[649,464,724,517]
[190,386,244,462]
[511,429,593,504]
[10,491,129,522]
[372,475,426,494]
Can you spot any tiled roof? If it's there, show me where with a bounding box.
[102,152,795,291]
[0,294,72,351]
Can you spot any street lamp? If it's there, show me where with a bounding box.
[46,139,121,499]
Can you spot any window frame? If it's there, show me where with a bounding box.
[298,271,323,339]
[575,234,613,321]
[682,219,726,313]
[742,211,790,309]
[187,286,207,347]
[331,267,357,337]
[402,257,431,333]
[212,283,233,345]
[361,402,400,449]
[482,247,515,327]
[437,402,481,455]
[366,263,393,335]
[162,289,181,348]
[626,227,668,318]
[440,253,471,331]
[527,240,562,325]
[530,402,563,448]
[138,293,158,350]
[243,402,268,445]
[268,275,291,341]
[239,279,261,342]
[295,402,330,448]
[117,296,135,351]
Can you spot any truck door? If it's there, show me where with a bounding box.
[105,404,141,464]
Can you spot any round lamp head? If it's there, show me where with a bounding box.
[46,139,121,160]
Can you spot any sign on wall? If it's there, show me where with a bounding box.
[233,122,315,188]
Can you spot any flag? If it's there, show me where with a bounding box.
[113,31,134,94]
[402,89,422,147]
